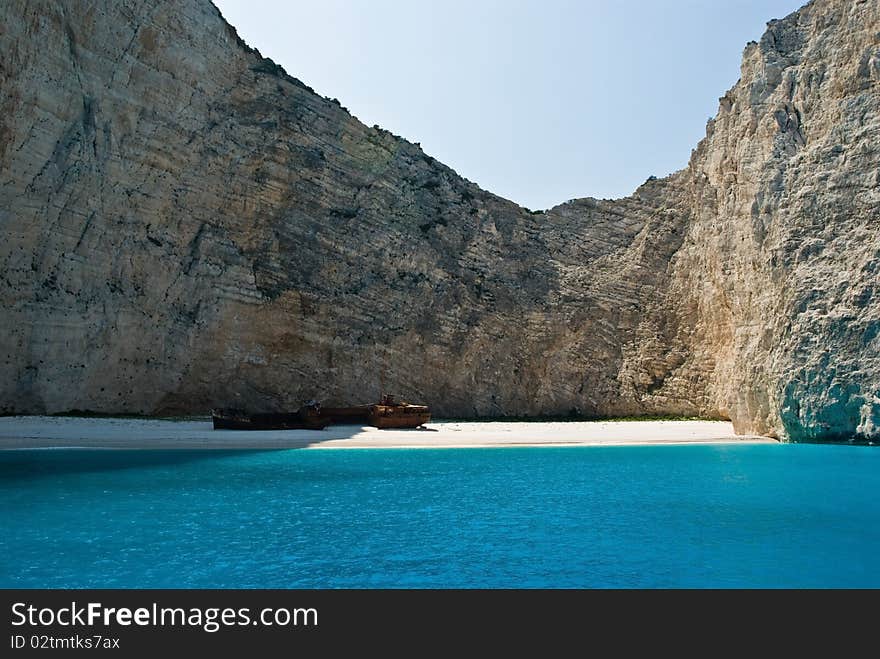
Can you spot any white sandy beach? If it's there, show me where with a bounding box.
[0,416,776,449]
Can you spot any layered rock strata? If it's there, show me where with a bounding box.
[1,0,877,441]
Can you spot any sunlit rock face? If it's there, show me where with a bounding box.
[1,0,877,441]
[664,0,880,441]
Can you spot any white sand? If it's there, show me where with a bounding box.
[0,416,776,450]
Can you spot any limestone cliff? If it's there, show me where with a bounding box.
[0,0,877,441]
[666,0,880,440]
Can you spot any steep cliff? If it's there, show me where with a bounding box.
[666,0,880,440]
[1,0,877,441]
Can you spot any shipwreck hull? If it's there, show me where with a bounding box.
[211,409,327,431]
[319,404,431,429]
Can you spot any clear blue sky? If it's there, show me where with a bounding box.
[214,0,805,210]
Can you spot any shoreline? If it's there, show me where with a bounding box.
[0,416,777,450]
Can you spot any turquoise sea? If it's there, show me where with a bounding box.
[1,444,878,588]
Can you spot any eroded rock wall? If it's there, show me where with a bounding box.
[1,0,877,441]
[667,0,880,440]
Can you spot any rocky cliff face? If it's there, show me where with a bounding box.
[1,0,877,441]
[666,0,880,440]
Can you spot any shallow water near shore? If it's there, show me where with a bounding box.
[2,444,878,588]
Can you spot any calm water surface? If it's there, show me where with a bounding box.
[1,444,878,588]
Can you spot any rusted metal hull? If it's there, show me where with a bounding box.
[211,409,328,431]
[212,396,431,431]
[320,406,371,425]
[368,405,431,429]
[320,403,431,429]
